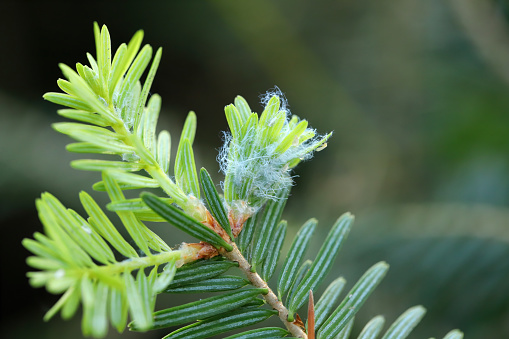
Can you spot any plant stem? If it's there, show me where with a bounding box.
[222,243,308,339]
[96,250,181,275]
[70,250,181,284]
[110,121,189,206]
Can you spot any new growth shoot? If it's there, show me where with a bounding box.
[219,88,331,229]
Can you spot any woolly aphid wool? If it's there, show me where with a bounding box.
[218,88,330,216]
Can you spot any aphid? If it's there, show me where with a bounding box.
[267,109,285,127]
[316,142,327,152]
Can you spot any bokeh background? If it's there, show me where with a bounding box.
[2,0,509,338]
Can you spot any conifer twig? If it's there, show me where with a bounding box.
[222,244,308,339]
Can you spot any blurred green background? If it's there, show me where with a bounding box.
[2,0,509,338]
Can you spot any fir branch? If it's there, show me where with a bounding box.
[24,21,465,339]
[222,244,308,338]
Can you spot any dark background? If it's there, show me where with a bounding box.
[2,1,509,338]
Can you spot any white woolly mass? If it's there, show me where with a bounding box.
[218,90,328,208]
[259,86,290,118]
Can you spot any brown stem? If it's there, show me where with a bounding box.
[221,244,308,339]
